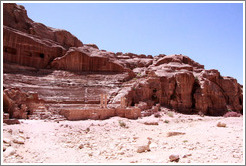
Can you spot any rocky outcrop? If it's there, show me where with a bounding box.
[3,26,65,68]
[3,3,83,49]
[3,88,44,119]
[111,53,243,116]
[3,3,82,69]
[51,47,126,73]
[3,3,243,119]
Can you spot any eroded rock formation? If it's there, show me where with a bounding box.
[3,87,44,119]
[3,3,243,121]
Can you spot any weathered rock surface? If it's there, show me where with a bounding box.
[3,3,243,120]
[3,87,44,119]
[3,3,82,48]
[50,47,127,73]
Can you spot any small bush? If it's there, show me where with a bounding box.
[119,120,127,128]
[164,120,169,123]
[227,109,233,112]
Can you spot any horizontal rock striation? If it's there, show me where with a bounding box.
[3,3,243,120]
[51,47,127,73]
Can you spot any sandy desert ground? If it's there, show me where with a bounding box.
[2,109,244,164]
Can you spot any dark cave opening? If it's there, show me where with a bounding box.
[151,88,159,104]
[239,98,242,105]
[39,53,45,58]
[191,80,200,109]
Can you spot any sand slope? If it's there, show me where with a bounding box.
[2,111,244,164]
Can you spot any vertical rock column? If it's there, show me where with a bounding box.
[100,94,108,108]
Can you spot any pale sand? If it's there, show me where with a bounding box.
[2,111,244,164]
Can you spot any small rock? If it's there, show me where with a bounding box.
[78,144,84,149]
[217,122,226,127]
[18,130,24,134]
[183,154,192,158]
[137,140,151,153]
[118,151,125,155]
[3,138,11,145]
[130,160,137,163]
[19,134,26,139]
[4,147,15,157]
[143,121,159,125]
[7,129,13,134]
[149,142,158,149]
[13,137,25,144]
[154,112,161,118]
[167,131,185,137]
[3,145,6,151]
[169,154,180,162]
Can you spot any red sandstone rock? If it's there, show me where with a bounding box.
[3,119,21,125]
[3,3,83,49]
[3,88,45,119]
[2,3,243,120]
[50,47,126,73]
[223,111,242,117]
[3,3,82,69]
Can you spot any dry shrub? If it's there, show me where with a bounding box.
[164,120,169,123]
[119,120,128,128]
[167,111,174,117]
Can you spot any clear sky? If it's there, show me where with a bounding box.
[18,2,244,84]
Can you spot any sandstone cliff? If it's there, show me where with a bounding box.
[3,3,243,120]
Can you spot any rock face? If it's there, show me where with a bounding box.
[3,87,45,119]
[3,3,243,120]
[3,3,82,69]
[50,47,126,73]
[3,3,82,49]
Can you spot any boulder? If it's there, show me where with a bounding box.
[3,88,44,119]
[223,111,242,117]
[169,154,180,162]
[3,147,15,157]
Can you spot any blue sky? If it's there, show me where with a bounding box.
[18,2,244,84]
